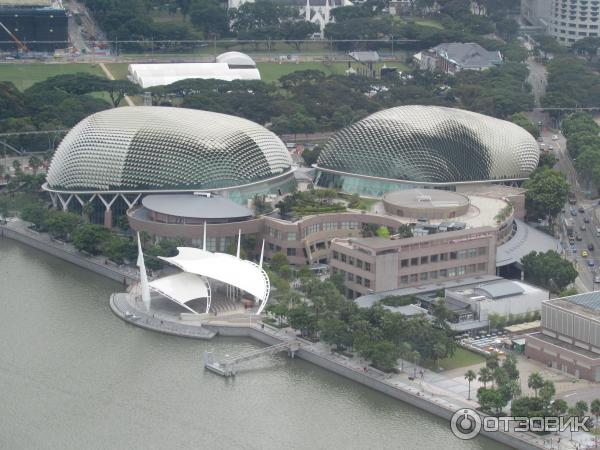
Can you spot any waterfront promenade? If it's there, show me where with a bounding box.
[0,220,587,450]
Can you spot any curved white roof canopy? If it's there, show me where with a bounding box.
[149,272,209,314]
[216,51,257,67]
[159,247,270,314]
[128,63,260,88]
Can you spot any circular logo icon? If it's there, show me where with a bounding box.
[450,408,482,440]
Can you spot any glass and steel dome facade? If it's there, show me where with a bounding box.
[46,106,293,192]
[316,105,539,190]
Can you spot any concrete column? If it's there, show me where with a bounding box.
[104,208,113,228]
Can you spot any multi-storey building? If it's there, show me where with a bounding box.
[550,0,600,45]
[526,292,600,381]
[329,227,497,298]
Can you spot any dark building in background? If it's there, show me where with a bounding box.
[0,1,68,52]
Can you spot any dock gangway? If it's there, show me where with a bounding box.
[204,340,300,377]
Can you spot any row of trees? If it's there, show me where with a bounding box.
[266,256,456,372]
[0,73,140,154]
[562,112,600,191]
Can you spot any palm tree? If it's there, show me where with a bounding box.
[568,406,579,441]
[12,159,21,175]
[478,367,492,389]
[28,155,42,175]
[465,369,476,400]
[398,342,412,372]
[590,399,600,437]
[528,372,544,397]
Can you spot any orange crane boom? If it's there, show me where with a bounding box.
[0,21,28,53]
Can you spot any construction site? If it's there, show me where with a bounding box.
[0,0,68,55]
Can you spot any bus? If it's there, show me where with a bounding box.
[568,191,577,205]
[564,217,574,236]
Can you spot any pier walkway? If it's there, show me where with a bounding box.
[204,340,300,376]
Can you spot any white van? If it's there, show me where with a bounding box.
[596,227,600,237]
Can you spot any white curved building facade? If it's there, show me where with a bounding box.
[315,105,539,196]
[44,106,295,226]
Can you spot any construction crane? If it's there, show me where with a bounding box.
[0,21,28,56]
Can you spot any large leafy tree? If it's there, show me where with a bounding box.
[524,168,570,226]
[521,251,577,292]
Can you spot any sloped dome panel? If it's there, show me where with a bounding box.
[317,106,539,183]
[46,106,292,191]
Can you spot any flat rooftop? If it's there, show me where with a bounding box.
[355,274,502,308]
[0,0,55,6]
[333,225,496,252]
[383,189,469,209]
[141,194,253,220]
[547,291,600,321]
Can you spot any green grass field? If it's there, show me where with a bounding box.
[0,63,106,90]
[104,63,130,80]
[436,347,486,371]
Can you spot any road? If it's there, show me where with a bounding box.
[526,57,547,108]
[549,128,600,292]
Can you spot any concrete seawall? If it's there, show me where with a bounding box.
[0,225,136,285]
[1,223,542,450]
[205,324,543,450]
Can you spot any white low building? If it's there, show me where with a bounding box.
[128,52,261,88]
[446,279,548,321]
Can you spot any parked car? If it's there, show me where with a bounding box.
[582,250,589,257]
[552,134,559,140]
[577,234,583,241]
[579,206,585,213]
[589,243,595,251]
[537,136,544,142]
[594,275,600,283]
[582,224,587,231]
[589,260,595,267]
[584,216,590,223]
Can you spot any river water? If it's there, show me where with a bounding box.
[0,238,509,450]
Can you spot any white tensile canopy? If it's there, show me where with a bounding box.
[149,272,209,314]
[159,247,271,314]
[128,63,261,88]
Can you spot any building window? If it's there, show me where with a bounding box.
[401,259,409,268]
[411,257,419,266]
[447,268,456,277]
[468,248,478,258]
[364,262,371,271]
[333,251,339,260]
[356,259,363,269]
[268,243,275,251]
[287,248,296,257]
[356,275,363,285]
[364,279,371,288]
[430,254,438,263]
[409,274,418,282]
[457,250,467,259]
[341,254,347,263]
[347,273,354,282]
[457,266,465,276]
[421,256,429,264]
[467,264,477,273]
[400,275,409,284]
[450,251,457,260]
[477,263,487,272]
[287,232,297,241]
[348,256,355,266]
[430,270,438,279]
[439,269,447,277]
[420,272,428,281]
[478,247,487,256]
[440,253,448,261]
